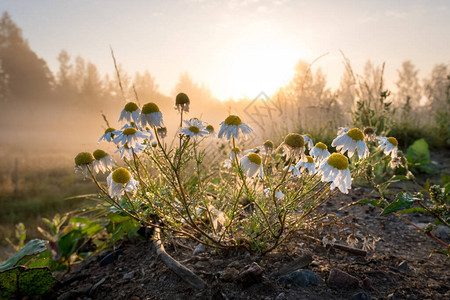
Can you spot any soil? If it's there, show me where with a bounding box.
[50,152,450,300]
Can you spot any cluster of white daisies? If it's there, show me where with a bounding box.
[75,100,400,200]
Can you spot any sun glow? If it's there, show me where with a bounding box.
[217,41,304,100]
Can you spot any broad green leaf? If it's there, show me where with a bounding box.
[406,138,430,164]
[381,193,420,216]
[0,240,48,272]
[107,212,132,223]
[80,222,103,236]
[57,230,83,258]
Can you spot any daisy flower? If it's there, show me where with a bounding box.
[263,140,274,155]
[206,124,215,136]
[377,137,398,158]
[223,147,241,168]
[175,92,190,113]
[363,127,377,142]
[98,127,116,143]
[218,115,253,140]
[74,152,95,179]
[113,127,150,148]
[278,133,306,161]
[296,156,316,175]
[303,134,314,150]
[263,188,285,200]
[156,126,167,139]
[317,153,352,194]
[115,143,145,160]
[107,168,139,200]
[119,102,140,123]
[92,149,115,174]
[179,118,209,140]
[331,128,369,159]
[283,164,301,177]
[310,142,331,163]
[240,153,264,179]
[141,102,164,128]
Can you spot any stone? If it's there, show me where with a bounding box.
[220,267,240,282]
[123,271,135,280]
[99,249,123,267]
[193,243,207,255]
[434,225,450,243]
[352,292,371,300]
[238,262,264,287]
[397,260,408,271]
[327,268,360,289]
[275,292,286,300]
[278,269,322,287]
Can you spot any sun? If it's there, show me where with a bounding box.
[218,42,303,100]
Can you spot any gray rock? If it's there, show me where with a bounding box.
[193,243,207,255]
[352,292,370,300]
[327,268,360,289]
[278,269,322,287]
[434,225,450,243]
[220,267,240,282]
[275,292,286,300]
[238,262,264,287]
[123,271,135,280]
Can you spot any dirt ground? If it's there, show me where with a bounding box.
[51,152,450,300]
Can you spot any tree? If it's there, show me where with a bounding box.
[423,64,449,113]
[395,60,421,109]
[0,11,53,101]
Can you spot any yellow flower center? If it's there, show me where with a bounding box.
[363,127,375,136]
[263,140,274,149]
[387,137,398,146]
[130,122,138,128]
[142,102,160,114]
[124,102,139,112]
[93,149,107,160]
[347,128,364,141]
[248,153,262,165]
[75,152,94,165]
[224,115,242,126]
[105,127,116,134]
[327,153,349,170]
[189,126,200,134]
[112,168,131,184]
[232,147,241,153]
[175,92,190,105]
[315,142,327,150]
[284,133,305,148]
[123,128,137,135]
[305,134,312,139]
[306,156,314,163]
[206,125,214,132]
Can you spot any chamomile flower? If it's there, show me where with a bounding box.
[363,127,377,142]
[92,149,115,174]
[263,188,285,200]
[278,133,306,161]
[296,156,316,175]
[98,127,116,143]
[310,142,330,163]
[141,102,164,128]
[206,124,215,136]
[175,92,190,113]
[119,102,140,123]
[283,164,301,177]
[224,147,241,168]
[156,126,167,139]
[377,137,398,158]
[332,128,369,159]
[179,118,209,140]
[263,140,274,154]
[244,146,266,156]
[240,153,264,179]
[74,152,95,179]
[107,168,139,200]
[303,134,314,150]
[115,143,145,160]
[317,153,352,194]
[112,127,150,148]
[218,115,253,140]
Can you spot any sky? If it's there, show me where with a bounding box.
[2,0,450,100]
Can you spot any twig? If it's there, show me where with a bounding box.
[153,227,207,290]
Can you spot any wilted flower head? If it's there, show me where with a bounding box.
[263,140,274,154]
[206,124,215,135]
[98,127,116,143]
[107,167,139,200]
[363,127,377,142]
[332,128,369,159]
[240,153,264,179]
[317,153,351,194]
[377,136,398,158]
[141,102,164,128]
[303,134,314,150]
[175,92,190,113]
[278,133,305,161]
[92,149,115,174]
[218,115,253,140]
[310,142,330,163]
[156,126,167,139]
[74,151,95,179]
[119,102,140,123]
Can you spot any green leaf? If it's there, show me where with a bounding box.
[107,212,132,223]
[406,138,430,164]
[381,193,420,216]
[0,240,48,272]
[396,207,428,214]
